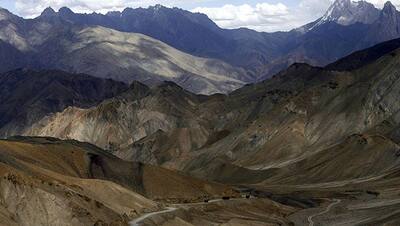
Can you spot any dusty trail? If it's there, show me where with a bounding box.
[129,207,178,226]
[129,198,242,226]
[308,199,341,226]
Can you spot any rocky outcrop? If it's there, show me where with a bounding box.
[25,81,210,151]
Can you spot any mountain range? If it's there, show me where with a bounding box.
[0,0,400,94]
[0,8,249,95]
[35,0,400,76]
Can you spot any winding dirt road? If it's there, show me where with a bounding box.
[129,198,238,226]
[129,207,178,226]
[308,199,341,226]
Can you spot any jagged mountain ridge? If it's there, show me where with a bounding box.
[261,0,400,79]
[35,5,274,71]
[0,10,250,95]
[312,0,380,27]
[6,0,398,80]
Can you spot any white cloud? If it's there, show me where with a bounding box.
[192,3,296,31]
[298,0,333,17]
[16,0,123,17]
[15,0,195,18]
[192,1,333,32]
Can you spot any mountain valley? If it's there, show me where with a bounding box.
[1,0,400,225]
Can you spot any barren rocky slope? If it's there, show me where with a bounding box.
[56,26,250,95]
[24,81,209,155]
[0,136,237,225]
[0,137,157,225]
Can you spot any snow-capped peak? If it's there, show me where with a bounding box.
[310,0,380,30]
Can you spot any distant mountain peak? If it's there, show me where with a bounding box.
[106,11,122,17]
[150,4,165,11]
[40,7,56,17]
[384,1,396,8]
[376,0,400,32]
[121,7,134,15]
[382,1,397,15]
[58,6,74,16]
[310,0,379,29]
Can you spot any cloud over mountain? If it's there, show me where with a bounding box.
[193,0,400,31]
[191,3,295,32]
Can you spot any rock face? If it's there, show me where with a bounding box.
[361,1,400,47]
[16,39,400,187]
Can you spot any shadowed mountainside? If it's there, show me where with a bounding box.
[0,9,250,95]
[326,37,400,71]
[0,69,128,138]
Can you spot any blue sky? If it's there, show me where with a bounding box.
[0,0,14,12]
[0,0,398,32]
